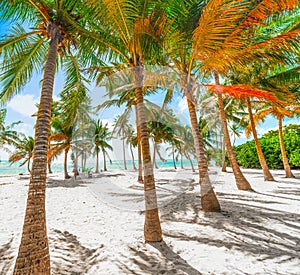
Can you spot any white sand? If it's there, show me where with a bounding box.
[0,167,299,274]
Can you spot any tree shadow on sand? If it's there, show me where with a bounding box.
[160,190,300,264]
[49,229,104,275]
[117,242,201,275]
[46,177,94,188]
[0,237,14,274]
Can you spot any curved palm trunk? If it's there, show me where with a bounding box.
[130,144,137,170]
[180,153,184,169]
[48,158,53,174]
[135,103,143,182]
[152,139,158,169]
[278,117,294,178]
[95,148,99,173]
[186,98,221,211]
[172,145,177,169]
[103,151,107,171]
[27,157,31,174]
[221,135,227,172]
[122,129,127,170]
[246,97,274,181]
[13,23,61,274]
[217,93,252,190]
[186,153,195,172]
[133,56,162,242]
[64,147,71,179]
[214,73,252,191]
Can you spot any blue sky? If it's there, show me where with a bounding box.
[0,19,299,160]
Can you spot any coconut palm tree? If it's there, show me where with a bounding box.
[0,108,21,150]
[241,66,300,178]
[0,1,95,272]
[9,136,34,174]
[49,119,75,179]
[91,119,113,172]
[155,0,222,211]
[124,123,137,170]
[192,0,299,189]
[245,96,276,181]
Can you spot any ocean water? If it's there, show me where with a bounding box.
[0,159,197,175]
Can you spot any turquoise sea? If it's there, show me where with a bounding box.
[0,159,197,175]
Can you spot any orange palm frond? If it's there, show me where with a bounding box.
[49,133,67,142]
[193,0,250,60]
[205,84,284,102]
[193,0,299,72]
[242,0,298,26]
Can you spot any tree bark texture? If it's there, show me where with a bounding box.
[214,73,252,191]
[246,96,275,181]
[186,98,221,211]
[135,105,143,182]
[13,22,62,275]
[133,55,162,242]
[278,117,294,178]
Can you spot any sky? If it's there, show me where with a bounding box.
[0,19,299,161]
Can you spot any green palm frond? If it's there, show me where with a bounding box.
[0,0,44,23]
[0,25,47,104]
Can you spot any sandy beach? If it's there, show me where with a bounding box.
[0,167,299,274]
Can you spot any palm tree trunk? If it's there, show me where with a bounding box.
[214,73,252,190]
[186,153,195,172]
[152,139,158,169]
[135,105,143,182]
[172,145,177,169]
[103,151,107,171]
[95,148,99,173]
[13,23,62,275]
[122,129,127,170]
[180,153,184,169]
[133,55,162,242]
[186,97,221,211]
[83,152,87,170]
[48,158,53,174]
[278,117,294,178]
[246,96,274,181]
[221,135,227,172]
[27,157,31,174]
[130,144,137,170]
[64,147,71,179]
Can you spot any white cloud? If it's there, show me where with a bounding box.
[14,123,35,137]
[178,97,188,114]
[7,94,38,117]
[101,119,115,131]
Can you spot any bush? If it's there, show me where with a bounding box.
[233,124,300,169]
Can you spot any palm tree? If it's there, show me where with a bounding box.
[0,1,94,272]
[245,96,275,181]
[9,136,34,174]
[160,1,221,211]
[112,114,129,170]
[49,119,75,179]
[124,123,137,170]
[192,0,299,189]
[241,62,300,179]
[87,0,175,240]
[0,108,21,149]
[91,119,113,172]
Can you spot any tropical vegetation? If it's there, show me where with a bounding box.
[0,0,299,273]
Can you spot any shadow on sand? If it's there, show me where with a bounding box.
[0,237,14,274]
[118,241,201,275]
[49,229,104,275]
[159,189,300,263]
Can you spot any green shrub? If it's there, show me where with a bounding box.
[233,124,300,169]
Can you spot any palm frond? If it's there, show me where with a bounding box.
[0,27,47,104]
[205,83,283,103]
